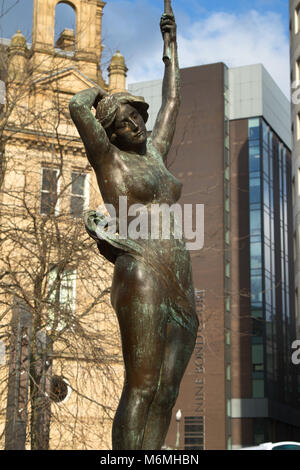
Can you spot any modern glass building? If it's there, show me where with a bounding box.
[290,0,300,339]
[246,117,297,443]
[229,64,299,445]
[129,63,300,449]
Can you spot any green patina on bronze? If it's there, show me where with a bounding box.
[69,2,199,451]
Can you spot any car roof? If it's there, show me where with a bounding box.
[240,441,300,450]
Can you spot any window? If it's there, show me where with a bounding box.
[251,275,263,303]
[253,419,266,444]
[249,177,261,204]
[227,399,231,417]
[0,340,5,365]
[295,5,300,34]
[226,331,231,345]
[0,80,5,106]
[251,242,262,270]
[225,197,230,213]
[249,146,260,173]
[225,261,230,278]
[296,58,300,85]
[47,266,76,331]
[252,344,264,371]
[253,379,264,398]
[250,210,261,234]
[184,416,204,450]
[70,172,89,217]
[224,166,229,181]
[249,118,260,139]
[50,375,71,403]
[225,230,230,245]
[40,168,59,215]
[252,318,264,338]
[297,113,300,141]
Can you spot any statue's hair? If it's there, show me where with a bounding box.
[96,92,149,130]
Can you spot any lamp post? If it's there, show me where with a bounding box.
[175,409,182,449]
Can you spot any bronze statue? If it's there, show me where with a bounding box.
[69,2,199,450]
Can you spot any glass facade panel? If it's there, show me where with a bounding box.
[250,210,261,233]
[251,242,262,269]
[249,121,260,139]
[249,146,260,172]
[252,344,264,364]
[264,210,270,240]
[248,117,293,408]
[251,275,263,303]
[253,379,264,398]
[250,177,261,203]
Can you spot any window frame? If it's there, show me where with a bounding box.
[70,171,90,218]
[47,266,77,331]
[40,167,60,216]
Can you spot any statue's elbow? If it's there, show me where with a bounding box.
[69,97,81,119]
[69,95,77,110]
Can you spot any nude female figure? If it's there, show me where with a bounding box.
[69,10,199,450]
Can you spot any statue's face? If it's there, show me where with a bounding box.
[113,103,147,152]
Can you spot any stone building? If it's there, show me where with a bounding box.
[0,0,127,450]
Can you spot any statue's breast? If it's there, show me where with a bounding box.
[120,151,182,205]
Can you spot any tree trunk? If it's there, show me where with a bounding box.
[30,330,53,450]
[5,297,32,450]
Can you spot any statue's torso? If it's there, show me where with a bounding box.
[94,138,182,215]
[90,138,197,334]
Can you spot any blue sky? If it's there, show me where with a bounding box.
[0,0,290,96]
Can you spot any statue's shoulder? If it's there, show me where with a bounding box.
[94,145,125,174]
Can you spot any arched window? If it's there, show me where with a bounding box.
[54,2,76,51]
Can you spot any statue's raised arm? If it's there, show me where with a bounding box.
[151,2,180,163]
[68,86,114,170]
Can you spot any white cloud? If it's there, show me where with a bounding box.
[177,10,290,98]
[103,4,289,98]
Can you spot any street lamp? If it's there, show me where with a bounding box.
[175,409,182,449]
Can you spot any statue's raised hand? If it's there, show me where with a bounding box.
[160,13,177,43]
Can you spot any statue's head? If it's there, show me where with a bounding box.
[96,92,149,153]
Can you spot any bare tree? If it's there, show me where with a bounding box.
[0,15,124,450]
[0,0,19,20]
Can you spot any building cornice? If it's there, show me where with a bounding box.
[4,126,85,155]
